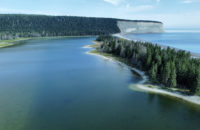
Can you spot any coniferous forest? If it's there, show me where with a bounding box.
[0,14,162,40]
[0,14,120,40]
[96,35,200,94]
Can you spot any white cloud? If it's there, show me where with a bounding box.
[103,0,155,12]
[182,0,193,3]
[156,0,160,3]
[103,0,124,6]
[123,5,154,12]
[182,0,200,3]
[126,4,130,8]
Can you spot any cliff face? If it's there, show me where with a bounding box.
[117,21,164,34]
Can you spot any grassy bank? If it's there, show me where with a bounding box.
[0,35,95,49]
[0,38,31,48]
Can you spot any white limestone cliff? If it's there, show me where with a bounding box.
[117,21,164,34]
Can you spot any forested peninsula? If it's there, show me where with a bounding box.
[95,35,200,95]
[0,14,163,40]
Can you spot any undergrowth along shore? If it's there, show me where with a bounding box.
[0,38,31,48]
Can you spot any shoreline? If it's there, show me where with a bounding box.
[83,42,200,106]
[0,38,31,48]
[131,84,200,106]
[0,35,96,48]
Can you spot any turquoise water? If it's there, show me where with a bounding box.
[0,37,200,130]
[125,29,200,53]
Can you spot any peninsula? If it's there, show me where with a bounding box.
[92,35,200,95]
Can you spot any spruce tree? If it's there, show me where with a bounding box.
[169,62,177,88]
[162,62,171,86]
[194,68,200,94]
[150,63,158,83]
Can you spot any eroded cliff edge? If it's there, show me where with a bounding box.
[117,20,164,34]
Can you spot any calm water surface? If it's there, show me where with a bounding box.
[0,37,200,130]
[125,29,200,53]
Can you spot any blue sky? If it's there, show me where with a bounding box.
[0,0,200,27]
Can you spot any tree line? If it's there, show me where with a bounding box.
[0,14,163,40]
[97,35,200,94]
[0,14,121,40]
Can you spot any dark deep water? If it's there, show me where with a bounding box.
[0,37,200,130]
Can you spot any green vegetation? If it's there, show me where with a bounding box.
[0,38,30,48]
[96,35,200,94]
[0,14,162,40]
[0,14,121,40]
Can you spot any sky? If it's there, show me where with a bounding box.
[0,0,200,28]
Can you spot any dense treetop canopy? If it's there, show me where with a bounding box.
[0,14,162,40]
[97,35,200,95]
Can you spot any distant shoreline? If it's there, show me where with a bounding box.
[113,33,200,58]
[0,35,96,48]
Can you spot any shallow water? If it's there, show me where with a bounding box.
[0,37,200,130]
[125,28,200,53]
